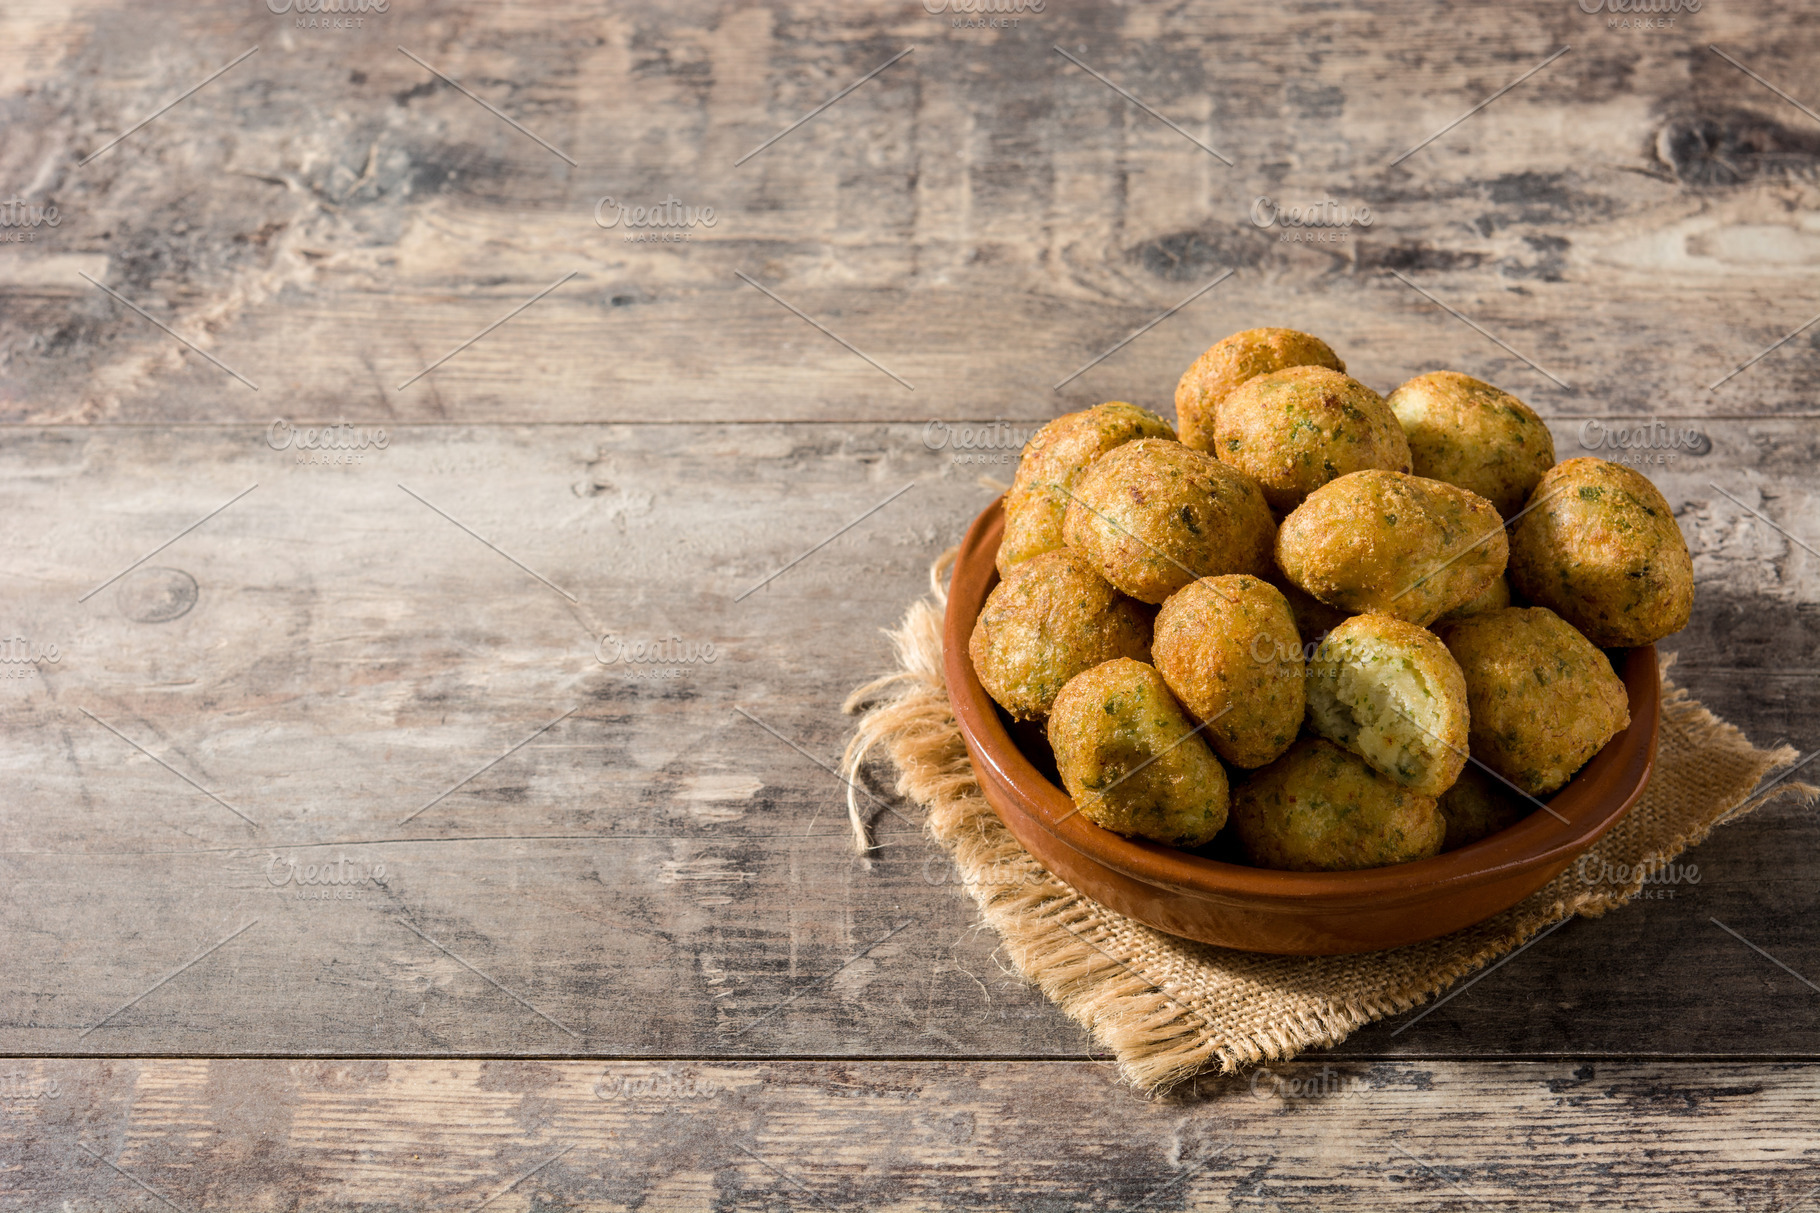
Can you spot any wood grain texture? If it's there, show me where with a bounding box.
[1,1,1818,425]
[2,0,1819,1194]
[0,419,1814,1057]
[2,1059,1819,1211]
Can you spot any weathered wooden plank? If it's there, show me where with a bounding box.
[2,0,1817,1201]
[2,1059,1818,1210]
[0,422,1089,1055]
[2,2,1818,424]
[0,420,1814,1058]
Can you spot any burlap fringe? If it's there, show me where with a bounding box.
[841,552,1817,1091]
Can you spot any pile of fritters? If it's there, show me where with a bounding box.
[969,328,1693,871]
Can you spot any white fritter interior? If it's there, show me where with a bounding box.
[1305,641,1447,789]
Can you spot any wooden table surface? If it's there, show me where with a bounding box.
[3,0,1818,1207]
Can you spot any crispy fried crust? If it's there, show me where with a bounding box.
[1438,573,1513,622]
[1213,366,1412,513]
[1229,737,1445,871]
[1437,764,1533,850]
[1175,328,1346,453]
[968,548,1153,721]
[1062,439,1277,604]
[1262,564,1355,641]
[1506,457,1694,647]
[1152,574,1304,769]
[998,402,1177,575]
[1276,470,1508,626]
[1435,606,1631,796]
[1387,371,1556,520]
[1047,658,1230,847]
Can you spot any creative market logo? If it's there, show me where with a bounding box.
[1577,0,1699,30]
[596,633,720,680]
[923,0,1044,28]
[265,853,388,902]
[594,196,717,245]
[594,1068,719,1100]
[267,419,390,466]
[0,197,61,244]
[1577,419,1710,467]
[1251,197,1373,244]
[266,0,389,31]
[1,635,62,680]
[922,420,1038,466]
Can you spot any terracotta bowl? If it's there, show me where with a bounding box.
[943,497,1660,956]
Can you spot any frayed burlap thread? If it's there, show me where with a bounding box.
[841,551,1817,1092]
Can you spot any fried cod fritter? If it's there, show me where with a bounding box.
[1387,371,1556,519]
[1304,613,1470,798]
[1213,366,1412,513]
[968,548,1153,721]
[1175,328,1347,453]
[998,402,1179,575]
[1506,457,1694,647]
[968,329,1680,865]
[1437,764,1534,850]
[1435,606,1631,796]
[1062,438,1277,604]
[1438,573,1514,622]
[1152,574,1304,769]
[1276,470,1508,626]
[1262,565,1355,641]
[1229,737,1446,871]
[1047,658,1230,847]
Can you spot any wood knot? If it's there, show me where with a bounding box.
[1656,108,1820,184]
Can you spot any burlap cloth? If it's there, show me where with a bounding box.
[840,553,1817,1092]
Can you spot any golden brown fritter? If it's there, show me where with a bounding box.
[1438,574,1514,622]
[1387,371,1556,519]
[1262,565,1355,641]
[1435,606,1631,796]
[998,402,1177,575]
[1213,366,1413,513]
[968,548,1153,721]
[1506,457,1694,647]
[1047,658,1230,847]
[1152,574,1303,768]
[1229,738,1446,871]
[1304,613,1470,798]
[1276,470,1509,626]
[1062,438,1277,605]
[1175,328,1346,453]
[1437,764,1534,850]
